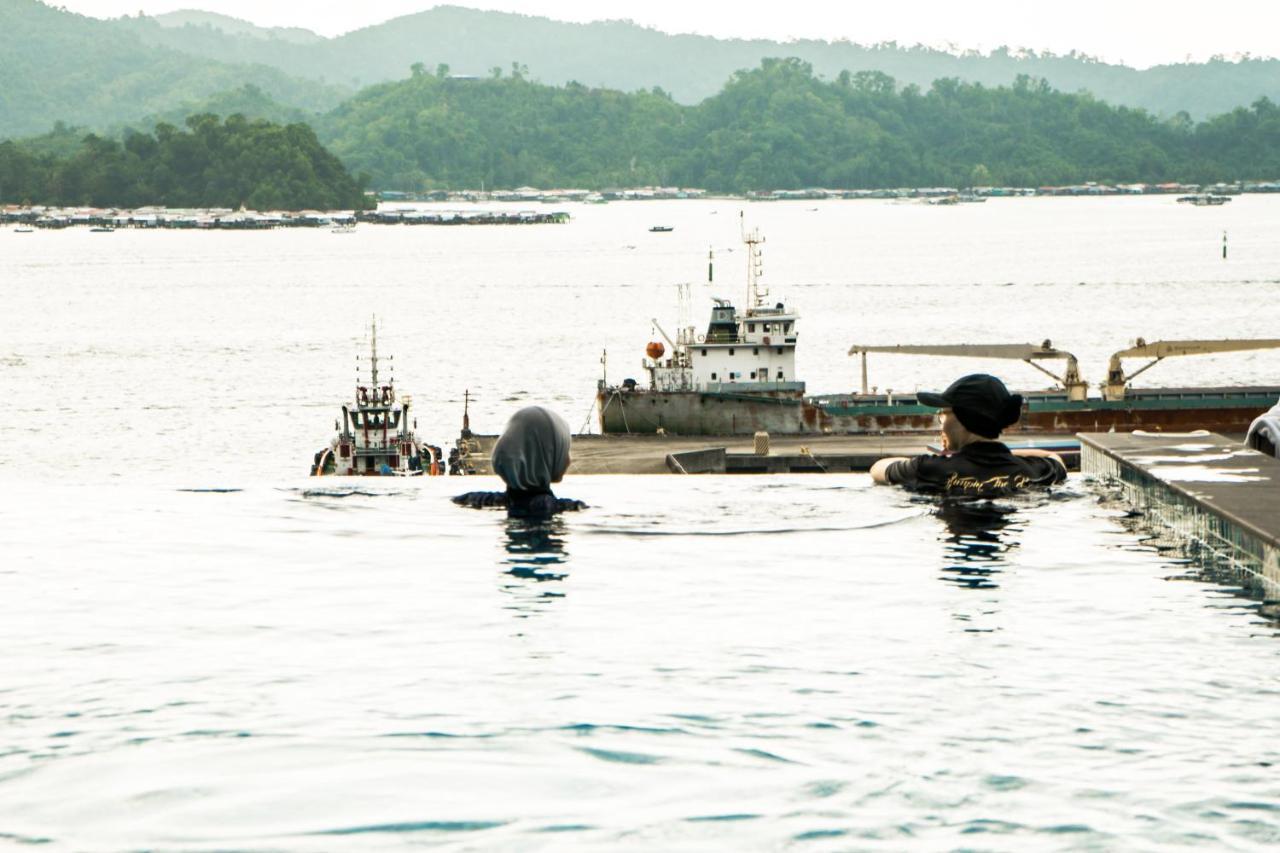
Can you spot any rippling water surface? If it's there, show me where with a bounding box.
[2,198,1279,849]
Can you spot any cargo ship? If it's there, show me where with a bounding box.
[596,230,1280,436]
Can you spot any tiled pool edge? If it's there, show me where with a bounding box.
[1080,433,1280,601]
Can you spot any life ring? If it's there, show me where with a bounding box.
[697,334,706,343]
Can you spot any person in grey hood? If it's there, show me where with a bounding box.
[453,406,587,516]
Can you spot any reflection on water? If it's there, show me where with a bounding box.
[935,499,1024,590]
[500,517,570,615]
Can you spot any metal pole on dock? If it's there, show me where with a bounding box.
[708,247,714,282]
[1223,230,1228,259]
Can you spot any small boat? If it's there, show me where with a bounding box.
[649,225,674,233]
[89,226,115,232]
[14,227,34,233]
[310,319,443,476]
[1177,194,1231,206]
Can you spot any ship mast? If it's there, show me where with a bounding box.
[369,315,380,387]
[740,212,767,310]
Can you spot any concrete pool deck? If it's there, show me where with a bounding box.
[1080,432,1280,599]
[456,432,1083,475]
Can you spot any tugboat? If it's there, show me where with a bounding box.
[310,320,443,476]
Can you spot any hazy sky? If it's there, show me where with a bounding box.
[56,0,1280,68]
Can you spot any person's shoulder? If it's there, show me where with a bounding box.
[885,453,946,488]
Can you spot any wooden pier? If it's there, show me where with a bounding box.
[1080,432,1280,599]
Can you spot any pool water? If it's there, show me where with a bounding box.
[2,475,1277,849]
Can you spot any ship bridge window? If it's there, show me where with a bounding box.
[776,347,783,355]
[710,372,718,380]
[777,369,784,380]
[728,348,735,356]
[784,322,792,333]
[748,323,755,332]
[753,347,759,355]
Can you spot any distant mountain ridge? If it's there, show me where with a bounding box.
[111,4,1280,119]
[152,10,323,45]
[0,0,347,137]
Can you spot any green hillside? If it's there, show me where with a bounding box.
[316,59,1280,192]
[0,0,347,137]
[112,4,1280,119]
[0,113,368,209]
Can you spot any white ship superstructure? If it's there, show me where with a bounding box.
[642,224,804,396]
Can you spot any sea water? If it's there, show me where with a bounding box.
[1,197,1278,849]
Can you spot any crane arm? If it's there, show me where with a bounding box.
[848,342,1085,399]
[1103,338,1280,399]
[650,318,678,351]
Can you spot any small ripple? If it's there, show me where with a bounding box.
[0,831,53,845]
[793,828,848,840]
[685,813,760,823]
[576,746,664,765]
[534,824,595,833]
[378,730,499,740]
[735,748,801,764]
[559,723,687,735]
[311,820,506,835]
[961,819,1023,834]
[984,775,1029,791]
[804,780,847,799]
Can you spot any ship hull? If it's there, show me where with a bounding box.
[598,386,1280,436]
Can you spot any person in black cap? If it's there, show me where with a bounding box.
[870,373,1067,496]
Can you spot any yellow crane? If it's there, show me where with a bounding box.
[1102,338,1280,400]
[847,341,1089,401]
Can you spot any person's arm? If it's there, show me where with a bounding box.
[870,456,911,484]
[1010,448,1066,467]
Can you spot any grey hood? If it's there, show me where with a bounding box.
[491,406,572,492]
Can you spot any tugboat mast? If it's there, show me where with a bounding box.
[740,212,767,310]
[369,315,380,388]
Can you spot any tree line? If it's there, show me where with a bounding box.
[0,114,369,209]
[317,59,1280,193]
[4,58,1280,207]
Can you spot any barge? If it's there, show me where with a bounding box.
[596,227,1280,436]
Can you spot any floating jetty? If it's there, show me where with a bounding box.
[1081,432,1280,599]
[0,206,570,230]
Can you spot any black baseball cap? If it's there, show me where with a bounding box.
[917,373,1024,439]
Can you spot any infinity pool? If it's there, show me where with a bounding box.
[2,475,1277,849]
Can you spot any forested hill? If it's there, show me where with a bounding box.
[0,0,346,138]
[114,4,1280,119]
[316,59,1280,193]
[0,114,369,210]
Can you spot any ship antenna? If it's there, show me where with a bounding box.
[740,212,766,309]
[369,314,379,387]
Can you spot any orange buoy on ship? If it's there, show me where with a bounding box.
[646,341,665,360]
